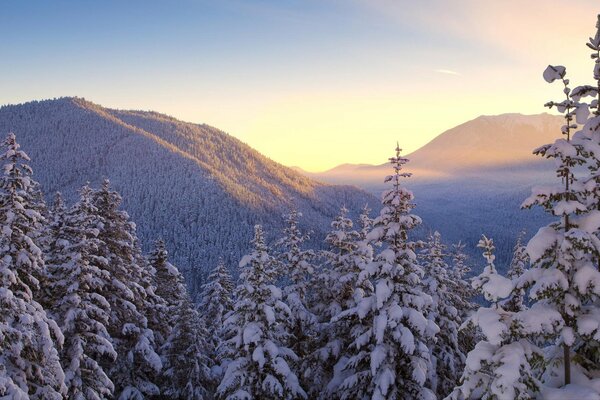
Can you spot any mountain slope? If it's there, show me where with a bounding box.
[0,98,377,283]
[306,113,563,269]
[312,113,561,187]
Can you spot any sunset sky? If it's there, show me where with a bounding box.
[1,0,598,171]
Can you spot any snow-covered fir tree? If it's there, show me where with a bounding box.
[199,259,234,374]
[448,242,478,357]
[448,235,544,400]
[275,210,316,380]
[147,239,184,347]
[162,294,212,400]
[91,179,163,399]
[500,232,529,313]
[420,231,465,398]
[307,206,373,398]
[217,225,306,400]
[45,184,117,399]
[521,60,600,392]
[332,145,438,400]
[0,133,66,399]
[148,239,211,398]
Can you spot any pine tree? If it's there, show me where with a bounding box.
[276,210,316,377]
[0,133,66,399]
[521,60,600,388]
[448,242,478,360]
[500,232,529,313]
[162,295,212,400]
[332,145,438,400]
[91,179,162,399]
[307,206,373,398]
[448,236,544,400]
[420,231,464,398]
[199,259,234,373]
[45,184,117,399]
[147,239,184,347]
[217,225,306,400]
[153,240,211,399]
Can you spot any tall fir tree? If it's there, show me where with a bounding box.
[521,61,600,388]
[448,236,544,400]
[448,242,478,360]
[0,133,66,399]
[500,232,529,313]
[152,240,211,399]
[217,225,306,400]
[162,295,212,400]
[45,184,117,399]
[91,180,162,399]
[276,209,316,382]
[199,259,234,375]
[307,206,373,398]
[147,239,183,348]
[420,231,465,398]
[332,145,438,400]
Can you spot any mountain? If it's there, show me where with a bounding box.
[0,97,377,285]
[305,113,563,269]
[312,113,561,187]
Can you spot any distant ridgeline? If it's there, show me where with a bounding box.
[0,97,377,292]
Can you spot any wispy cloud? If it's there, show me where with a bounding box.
[435,69,461,76]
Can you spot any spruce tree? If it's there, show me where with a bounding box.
[199,259,234,373]
[147,239,184,347]
[0,133,66,399]
[332,145,438,400]
[217,225,306,400]
[45,184,117,399]
[521,61,600,388]
[420,231,464,398]
[500,232,529,313]
[448,236,544,400]
[307,206,373,398]
[91,179,162,399]
[153,240,211,399]
[162,295,212,400]
[276,209,316,379]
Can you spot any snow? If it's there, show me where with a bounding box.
[527,226,559,262]
[543,65,566,83]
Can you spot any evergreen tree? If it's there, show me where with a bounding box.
[0,133,66,399]
[448,236,544,400]
[420,231,464,398]
[307,206,373,398]
[147,239,184,347]
[91,180,162,399]
[45,184,117,399]
[217,225,306,400]
[500,232,529,313]
[276,210,316,376]
[199,259,234,373]
[521,61,600,388]
[332,145,438,400]
[448,242,478,360]
[152,240,211,399]
[162,295,212,400]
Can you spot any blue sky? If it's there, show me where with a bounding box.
[1,0,598,170]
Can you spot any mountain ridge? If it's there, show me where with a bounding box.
[0,97,378,283]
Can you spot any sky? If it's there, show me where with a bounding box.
[1,0,599,172]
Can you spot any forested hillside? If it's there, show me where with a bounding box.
[0,97,376,288]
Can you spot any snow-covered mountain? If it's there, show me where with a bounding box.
[309,113,560,187]
[0,97,377,278]
[306,113,563,269]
